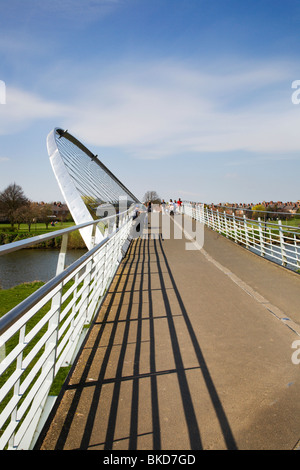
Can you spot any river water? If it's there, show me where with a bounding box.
[1,241,299,291]
[0,249,87,290]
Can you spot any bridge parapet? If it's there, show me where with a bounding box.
[0,208,136,449]
[184,202,300,272]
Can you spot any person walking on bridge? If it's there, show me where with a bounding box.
[177,198,182,213]
[169,199,174,215]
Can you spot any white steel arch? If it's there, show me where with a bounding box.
[47,128,139,250]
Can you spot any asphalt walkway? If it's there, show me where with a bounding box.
[36,216,300,450]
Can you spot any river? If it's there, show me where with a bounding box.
[0,249,87,290]
[1,241,299,291]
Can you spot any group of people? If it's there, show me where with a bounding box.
[146,198,182,215]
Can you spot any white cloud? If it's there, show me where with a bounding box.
[0,87,70,135]
[1,58,300,160]
[61,58,300,158]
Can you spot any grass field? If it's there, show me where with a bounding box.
[0,281,44,316]
[0,221,86,249]
[0,280,73,435]
[0,222,90,442]
[0,221,75,233]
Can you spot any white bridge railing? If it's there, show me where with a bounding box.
[184,203,300,271]
[0,207,136,450]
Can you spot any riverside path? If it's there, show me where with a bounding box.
[36,215,300,450]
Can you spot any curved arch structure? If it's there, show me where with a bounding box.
[47,128,140,249]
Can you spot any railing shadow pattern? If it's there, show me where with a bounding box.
[37,233,237,450]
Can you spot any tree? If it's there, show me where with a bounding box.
[37,203,53,228]
[0,183,30,228]
[14,202,39,232]
[265,205,278,221]
[143,190,161,204]
[252,204,266,220]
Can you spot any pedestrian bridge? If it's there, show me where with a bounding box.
[1,129,300,450]
[1,211,300,450]
[35,215,300,451]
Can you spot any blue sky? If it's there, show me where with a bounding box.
[1,0,300,204]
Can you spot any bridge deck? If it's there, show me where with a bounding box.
[37,217,300,450]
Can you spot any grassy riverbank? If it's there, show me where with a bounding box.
[0,281,71,415]
[0,281,44,316]
[0,222,86,249]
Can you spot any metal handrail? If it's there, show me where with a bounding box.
[0,235,109,335]
[0,208,131,256]
[184,203,300,271]
[0,207,136,449]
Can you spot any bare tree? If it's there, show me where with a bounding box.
[14,202,40,232]
[37,203,53,228]
[143,190,161,204]
[0,183,30,228]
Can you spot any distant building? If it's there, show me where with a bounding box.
[213,200,300,217]
[51,202,70,221]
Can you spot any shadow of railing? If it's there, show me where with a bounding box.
[157,235,237,450]
[36,231,237,450]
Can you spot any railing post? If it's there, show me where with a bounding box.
[243,215,249,249]
[217,210,221,233]
[90,223,97,248]
[55,233,69,275]
[200,204,204,224]
[45,282,63,385]
[224,212,229,238]
[44,234,70,379]
[8,324,26,449]
[268,226,274,258]
[211,208,216,231]
[278,220,287,266]
[62,271,80,366]
[208,208,212,230]
[79,224,98,325]
[232,213,237,243]
[258,217,265,257]
[294,233,300,268]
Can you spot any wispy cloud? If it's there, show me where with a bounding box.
[61,58,300,158]
[1,58,299,160]
[1,0,122,27]
[40,0,122,24]
[0,87,70,135]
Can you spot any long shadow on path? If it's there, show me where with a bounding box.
[37,235,237,450]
